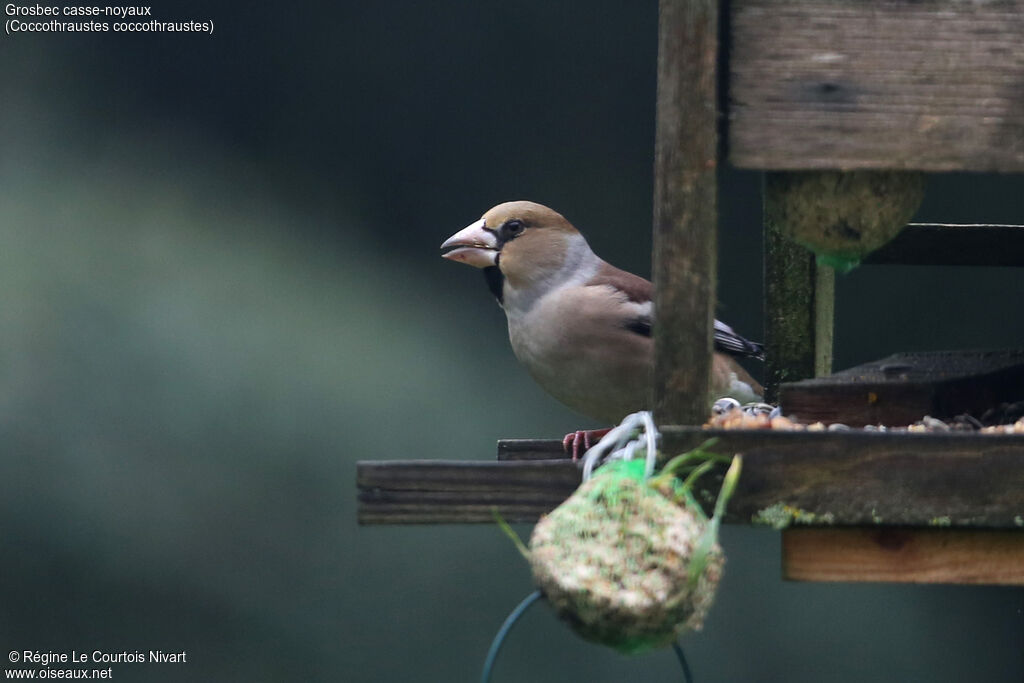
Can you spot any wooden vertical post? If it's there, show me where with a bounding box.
[763,175,836,402]
[652,0,720,426]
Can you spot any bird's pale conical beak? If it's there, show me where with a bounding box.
[440,219,499,268]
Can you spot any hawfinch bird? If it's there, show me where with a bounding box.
[441,201,763,452]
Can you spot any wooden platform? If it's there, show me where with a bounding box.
[357,429,1024,527]
[358,429,1024,583]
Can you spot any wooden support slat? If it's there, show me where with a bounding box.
[497,440,564,461]
[783,528,1024,585]
[359,500,565,525]
[357,460,578,491]
[728,0,1024,171]
[358,430,1024,527]
[763,174,835,402]
[651,0,719,424]
[863,224,1024,267]
[497,439,570,461]
[357,459,578,524]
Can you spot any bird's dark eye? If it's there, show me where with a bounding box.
[502,219,525,238]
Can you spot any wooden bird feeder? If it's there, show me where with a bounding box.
[358,0,1024,586]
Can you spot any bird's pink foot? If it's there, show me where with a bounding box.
[562,428,612,461]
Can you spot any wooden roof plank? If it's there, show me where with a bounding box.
[728,0,1024,171]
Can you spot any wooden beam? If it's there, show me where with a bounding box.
[863,224,1024,267]
[358,429,1024,527]
[498,439,571,461]
[651,0,719,424]
[763,175,835,402]
[783,528,1024,585]
[728,0,1024,171]
[357,459,578,524]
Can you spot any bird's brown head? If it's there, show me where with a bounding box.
[440,201,581,291]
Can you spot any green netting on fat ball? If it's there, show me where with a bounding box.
[807,247,863,274]
[528,455,737,654]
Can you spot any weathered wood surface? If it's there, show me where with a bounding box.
[358,429,1024,527]
[783,528,1024,585]
[357,460,578,524]
[498,440,572,461]
[863,224,1024,267]
[665,428,1024,530]
[728,0,1024,171]
[763,174,835,402]
[651,0,719,424]
[779,349,1024,426]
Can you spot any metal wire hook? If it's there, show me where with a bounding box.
[480,589,695,683]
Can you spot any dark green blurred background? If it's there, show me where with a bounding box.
[1,2,1022,681]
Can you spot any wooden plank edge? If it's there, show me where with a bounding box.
[359,503,556,525]
[499,429,1024,459]
[359,431,1024,525]
[357,458,579,491]
[498,439,568,460]
[783,527,1024,585]
[356,458,577,525]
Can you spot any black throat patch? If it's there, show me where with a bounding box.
[483,265,504,305]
